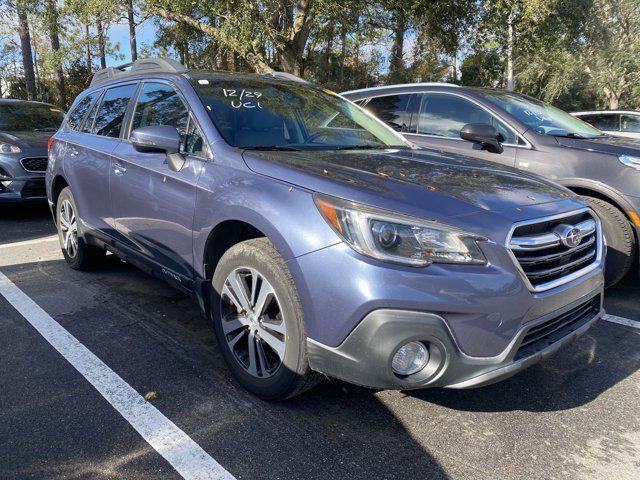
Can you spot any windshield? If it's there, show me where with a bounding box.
[191,78,410,150]
[477,91,604,138]
[0,103,64,132]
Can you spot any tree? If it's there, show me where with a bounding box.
[45,0,66,106]
[125,0,137,62]
[15,0,36,100]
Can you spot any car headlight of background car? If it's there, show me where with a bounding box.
[0,142,21,154]
[618,155,640,171]
[315,194,487,266]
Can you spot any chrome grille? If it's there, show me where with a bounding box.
[20,157,48,172]
[507,209,602,292]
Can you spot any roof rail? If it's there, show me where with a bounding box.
[90,58,188,86]
[259,71,310,84]
[340,82,460,96]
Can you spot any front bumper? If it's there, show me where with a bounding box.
[0,158,47,203]
[307,287,603,390]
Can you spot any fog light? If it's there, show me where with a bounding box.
[392,341,429,375]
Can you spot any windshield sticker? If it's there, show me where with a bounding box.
[222,88,263,109]
[197,79,210,85]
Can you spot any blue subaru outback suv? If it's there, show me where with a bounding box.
[47,58,605,399]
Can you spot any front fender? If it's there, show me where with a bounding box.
[192,163,340,278]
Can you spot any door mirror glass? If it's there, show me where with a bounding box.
[460,123,504,154]
[131,125,181,155]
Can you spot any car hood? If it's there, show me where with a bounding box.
[0,130,52,150]
[242,148,572,221]
[554,135,640,156]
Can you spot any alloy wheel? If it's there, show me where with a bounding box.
[59,199,78,259]
[219,267,286,378]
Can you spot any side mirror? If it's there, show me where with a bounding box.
[460,123,504,154]
[131,125,185,171]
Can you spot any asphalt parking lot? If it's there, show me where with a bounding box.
[1,204,639,480]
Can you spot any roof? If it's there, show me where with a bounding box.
[91,57,310,87]
[341,82,460,97]
[0,98,59,108]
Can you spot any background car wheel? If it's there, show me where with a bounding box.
[580,196,636,288]
[56,187,105,270]
[211,238,321,400]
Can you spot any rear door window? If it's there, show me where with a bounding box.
[418,93,517,144]
[364,94,412,132]
[92,84,138,138]
[621,114,640,133]
[130,82,205,156]
[66,93,98,131]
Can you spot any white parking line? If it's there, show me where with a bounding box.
[602,313,640,330]
[0,235,58,249]
[0,271,235,480]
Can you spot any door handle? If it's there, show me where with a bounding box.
[112,161,127,176]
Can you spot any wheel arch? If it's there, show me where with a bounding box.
[50,175,69,224]
[560,179,638,226]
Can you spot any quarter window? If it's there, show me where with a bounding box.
[364,94,412,132]
[418,93,517,144]
[66,93,98,131]
[621,114,640,133]
[92,84,137,138]
[131,82,205,156]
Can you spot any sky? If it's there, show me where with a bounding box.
[103,20,161,66]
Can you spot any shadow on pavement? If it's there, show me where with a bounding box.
[0,203,54,245]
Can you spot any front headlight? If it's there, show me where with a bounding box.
[619,155,640,170]
[0,142,21,153]
[315,195,488,266]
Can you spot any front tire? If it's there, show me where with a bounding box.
[211,238,321,400]
[580,196,636,288]
[56,187,105,270]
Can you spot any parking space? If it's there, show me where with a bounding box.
[1,205,639,480]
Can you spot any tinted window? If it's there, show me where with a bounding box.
[81,93,102,133]
[66,93,98,131]
[131,82,205,156]
[580,113,619,131]
[364,94,412,132]
[0,102,63,132]
[92,84,137,137]
[621,114,640,133]
[418,93,516,144]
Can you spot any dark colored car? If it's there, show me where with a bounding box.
[342,84,640,287]
[47,59,604,400]
[0,99,64,203]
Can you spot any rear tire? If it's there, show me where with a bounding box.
[579,196,636,288]
[211,238,321,400]
[56,187,105,270]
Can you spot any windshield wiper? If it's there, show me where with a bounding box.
[242,145,303,151]
[34,127,57,132]
[548,132,586,139]
[330,145,403,151]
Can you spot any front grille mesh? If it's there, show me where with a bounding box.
[515,295,600,360]
[509,211,599,290]
[20,157,48,172]
[21,178,46,198]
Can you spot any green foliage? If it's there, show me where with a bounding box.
[0,0,637,110]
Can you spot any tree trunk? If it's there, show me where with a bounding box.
[16,0,36,100]
[506,10,515,91]
[450,53,457,82]
[97,20,106,69]
[389,12,407,81]
[278,46,300,75]
[338,24,347,87]
[46,0,66,107]
[126,0,137,62]
[84,23,92,70]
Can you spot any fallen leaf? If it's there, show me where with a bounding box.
[144,391,158,402]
